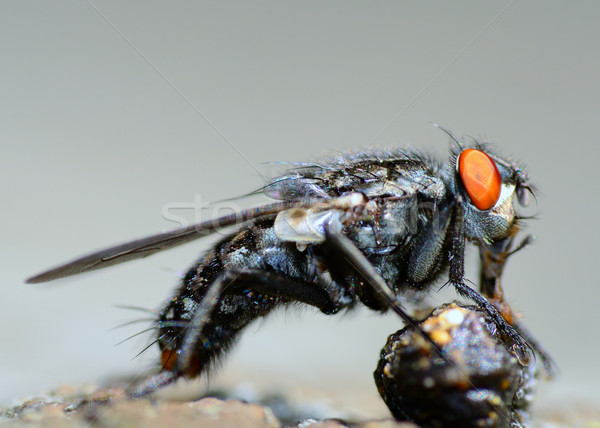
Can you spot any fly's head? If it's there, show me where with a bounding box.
[447,142,533,245]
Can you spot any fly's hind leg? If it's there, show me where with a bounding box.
[130,267,339,397]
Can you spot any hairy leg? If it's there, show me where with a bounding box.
[130,268,340,396]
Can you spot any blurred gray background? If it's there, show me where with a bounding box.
[2,0,598,418]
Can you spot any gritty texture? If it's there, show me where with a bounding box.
[0,385,416,428]
[374,304,535,428]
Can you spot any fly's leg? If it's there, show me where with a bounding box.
[512,321,556,377]
[174,269,338,375]
[479,235,533,298]
[323,225,446,359]
[449,202,533,366]
[406,203,453,284]
[479,235,556,376]
[130,370,179,397]
[449,280,532,365]
[130,268,339,397]
[479,234,534,323]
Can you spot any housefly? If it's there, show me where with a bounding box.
[27,129,552,396]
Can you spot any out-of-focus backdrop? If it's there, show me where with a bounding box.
[2,1,598,419]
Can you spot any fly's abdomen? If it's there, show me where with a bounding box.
[156,219,328,378]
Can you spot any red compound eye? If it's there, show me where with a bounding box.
[458,149,501,210]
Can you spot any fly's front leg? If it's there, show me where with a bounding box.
[479,234,533,305]
[479,235,536,326]
[448,202,533,366]
[511,320,556,377]
[479,235,524,297]
[479,235,556,376]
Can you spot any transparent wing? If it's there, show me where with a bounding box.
[26,201,297,284]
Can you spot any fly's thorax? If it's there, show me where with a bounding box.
[350,204,414,251]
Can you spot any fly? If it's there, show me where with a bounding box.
[26,128,553,395]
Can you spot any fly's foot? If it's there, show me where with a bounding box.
[493,314,535,368]
[128,371,180,398]
[450,280,534,368]
[486,309,533,367]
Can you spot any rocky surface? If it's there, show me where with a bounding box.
[0,385,416,428]
[2,383,600,428]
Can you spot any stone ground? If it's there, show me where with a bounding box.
[1,382,599,428]
[0,384,415,428]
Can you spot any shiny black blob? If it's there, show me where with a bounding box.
[26,132,552,398]
[374,303,537,428]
